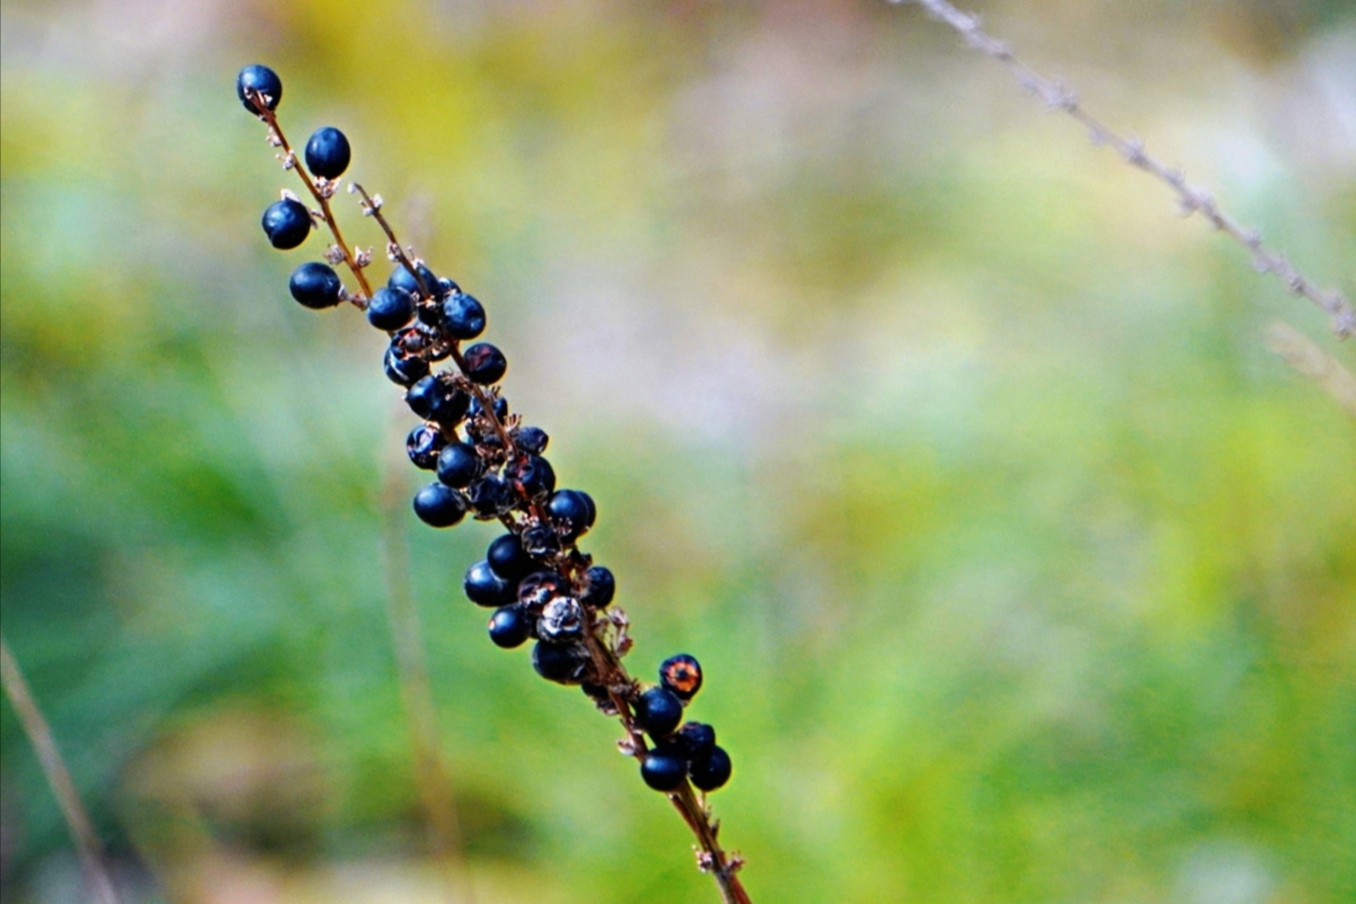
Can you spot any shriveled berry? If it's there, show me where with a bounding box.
[412,482,467,528]
[581,565,615,608]
[466,473,514,519]
[507,454,555,501]
[384,346,429,386]
[538,597,584,642]
[406,423,447,470]
[531,640,592,684]
[436,442,482,489]
[659,654,703,701]
[405,374,470,425]
[488,605,534,648]
[288,262,343,309]
[462,342,507,385]
[674,722,717,760]
[304,126,351,179]
[633,686,683,739]
[441,292,486,340]
[547,489,593,540]
[518,570,569,610]
[486,532,536,581]
[515,426,549,454]
[367,287,415,331]
[261,198,311,250]
[520,523,561,557]
[640,748,687,791]
[389,262,440,300]
[464,559,515,608]
[237,64,282,114]
[689,746,732,792]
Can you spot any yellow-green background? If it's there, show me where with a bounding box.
[2,1,1353,902]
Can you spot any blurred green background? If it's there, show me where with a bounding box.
[2,1,1354,902]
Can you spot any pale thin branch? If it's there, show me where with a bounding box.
[0,634,122,904]
[1266,321,1356,418]
[892,0,1355,339]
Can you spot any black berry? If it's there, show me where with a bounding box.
[304,126,351,179]
[436,442,482,489]
[389,262,440,300]
[520,523,561,558]
[507,454,555,501]
[405,374,470,425]
[288,261,343,309]
[236,64,282,114]
[464,559,515,608]
[531,640,592,684]
[465,473,514,519]
[518,570,569,610]
[486,532,536,581]
[640,748,687,792]
[406,424,446,470]
[633,686,683,739]
[488,605,534,648]
[547,489,594,540]
[581,565,615,608]
[412,482,467,528]
[689,746,732,792]
[515,426,549,454]
[384,346,429,386]
[538,596,584,642]
[462,342,507,385]
[261,198,312,250]
[441,292,486,340]
[659,654,703,701]
[674,722,717,760]
[367,287,415,331]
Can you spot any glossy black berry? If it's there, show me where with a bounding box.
[261,198,311,250]
[674,722,717,760]
[486,532,536,581]
[288,262,343,309]
[507,454,555,501]
[515,426,549,454]
[437,277,461,296]
[237,64,282,114]
[406,424,446,470]
[462,342,507,385]
[538,596,584,642]
[640,748,688,792]
[689,745,732,792]
[384,346,430,386]
[581,565,615,608]
[531,640,592,685]
[518,570,569,610]
[488,605,534,648]
[405,375,470,426]
[547,489,594,540]
[367,287,415,331]
[464,559,515,608]
[465,396,509,443]
[435,442,482,489]
[581,681,611,703]
[389,263,440,300]
[520,523,561,558]
[633,686,683,739]
[441,292,486,340]
[412,482,467,528]
[466,473,514,519]
[659,654,703,701]
[304,126,351,179]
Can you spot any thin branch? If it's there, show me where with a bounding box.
[0,634,122,904]
[1266,321,1356,418]
[892,0,1355,339]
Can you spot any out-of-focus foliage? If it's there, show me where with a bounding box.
[2,1,1353,902]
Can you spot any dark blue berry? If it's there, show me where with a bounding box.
[435,442,482,489]
[288,262,343,309]
[488,605,534,648]
[515,426,549,454]
[367,287,415,331]
[581,681,611,703]
[261,198,311,250]
[531,640,592,685]
[412,482,467,528]
[581,565,615,608]
[466,396,509,442]
[674,722,717,760]
[389,263,440,300]
[640,748,687,791]
[633,686,683,739]
[517,570,569,610]
[237,64,282,114]
[304,126,351,179]
[406,424,446,470]
[486,532,536,581]
[538,596,584,642]
[436,277,461,296]
[462,342,507,385]
[507,454,555,501]
[547,489,593,540]
[659,654,702,701]
[441,292,486,340]
[384,346,429,386]
[465,559,516,608]
[689,745,732,792]
[465,473,514,519]
[520,523,561,557]
[405,375,470,425]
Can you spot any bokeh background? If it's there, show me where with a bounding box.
[2,1,1354,902]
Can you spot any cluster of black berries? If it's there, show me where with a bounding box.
[238,64,731,797]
